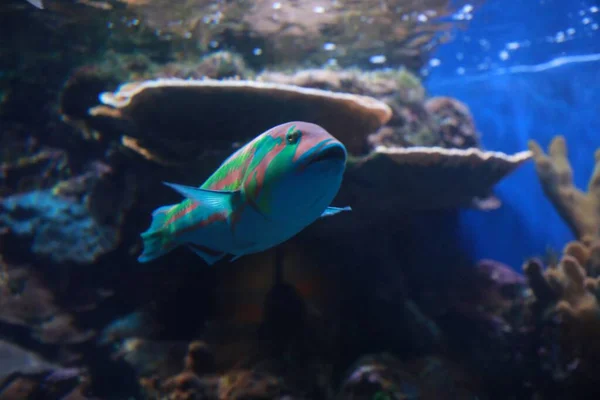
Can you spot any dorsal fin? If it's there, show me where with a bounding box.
[163,182,238,210]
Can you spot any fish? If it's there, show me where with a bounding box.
[137,121,351,265]
[25,0,43,9]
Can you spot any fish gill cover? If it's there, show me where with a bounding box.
[0,0,599,399]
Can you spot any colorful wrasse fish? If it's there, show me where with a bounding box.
[138,121,351,265]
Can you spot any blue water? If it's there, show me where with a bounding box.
[425,0,600,269]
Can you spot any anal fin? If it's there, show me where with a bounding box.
[187,243,227,266]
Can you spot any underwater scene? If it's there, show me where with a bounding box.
[1,0,600,399]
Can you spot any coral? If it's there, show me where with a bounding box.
[258,68,410,99]
[523,241,600,392]
[0,158,135,264]
[140,340,293,399]
[113,338,189,380]
[448,259,528,333]
[259,68,480,150]
[0,190,119,264]
[62,74,530,211]
[337,353,421,400]
[529,135,600,245]
[97,310,159,345]
[425,97,481,149]
[341,146,532,211]
[0,134,69,197]
[0,340,90,400]
[86,77,392,161]
[0,339,57,376]
[156,51,250,81]
[0,262,94,347]
[337,353,478,400]
[59,51,252,138]
[120,0,476,71]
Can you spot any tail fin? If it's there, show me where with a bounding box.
[137,205,178,263]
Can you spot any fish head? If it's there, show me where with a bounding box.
[244,121,347,221]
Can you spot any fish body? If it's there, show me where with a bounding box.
[138,121,351,265]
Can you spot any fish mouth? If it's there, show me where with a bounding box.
[309,145,346,164]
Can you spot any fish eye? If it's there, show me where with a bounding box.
[286,128,301,145]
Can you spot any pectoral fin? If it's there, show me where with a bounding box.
[320,206,352,218]
[229,254,244,263]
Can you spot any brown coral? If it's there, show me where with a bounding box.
[523,241,600,387]
[84,78,392,162]
[342,146,532,211]
[529,136,600,245]
[259,68,482,150]
[425,97,481,149]
[140,340,291,400]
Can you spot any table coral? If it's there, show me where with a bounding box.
[86,77,392,160]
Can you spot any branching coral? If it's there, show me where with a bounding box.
[523,241,600,389]
[529,136,600,245]
[526,135,600,394]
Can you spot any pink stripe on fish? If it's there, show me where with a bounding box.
[173,210,229,237]
[165,201,200,226]
[246,138,286,203]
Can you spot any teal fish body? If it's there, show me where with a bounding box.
[138,121,351,265]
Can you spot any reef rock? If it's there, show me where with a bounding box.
[0,190,118,265]
[0,340,89,400]
[0,157,135,265]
